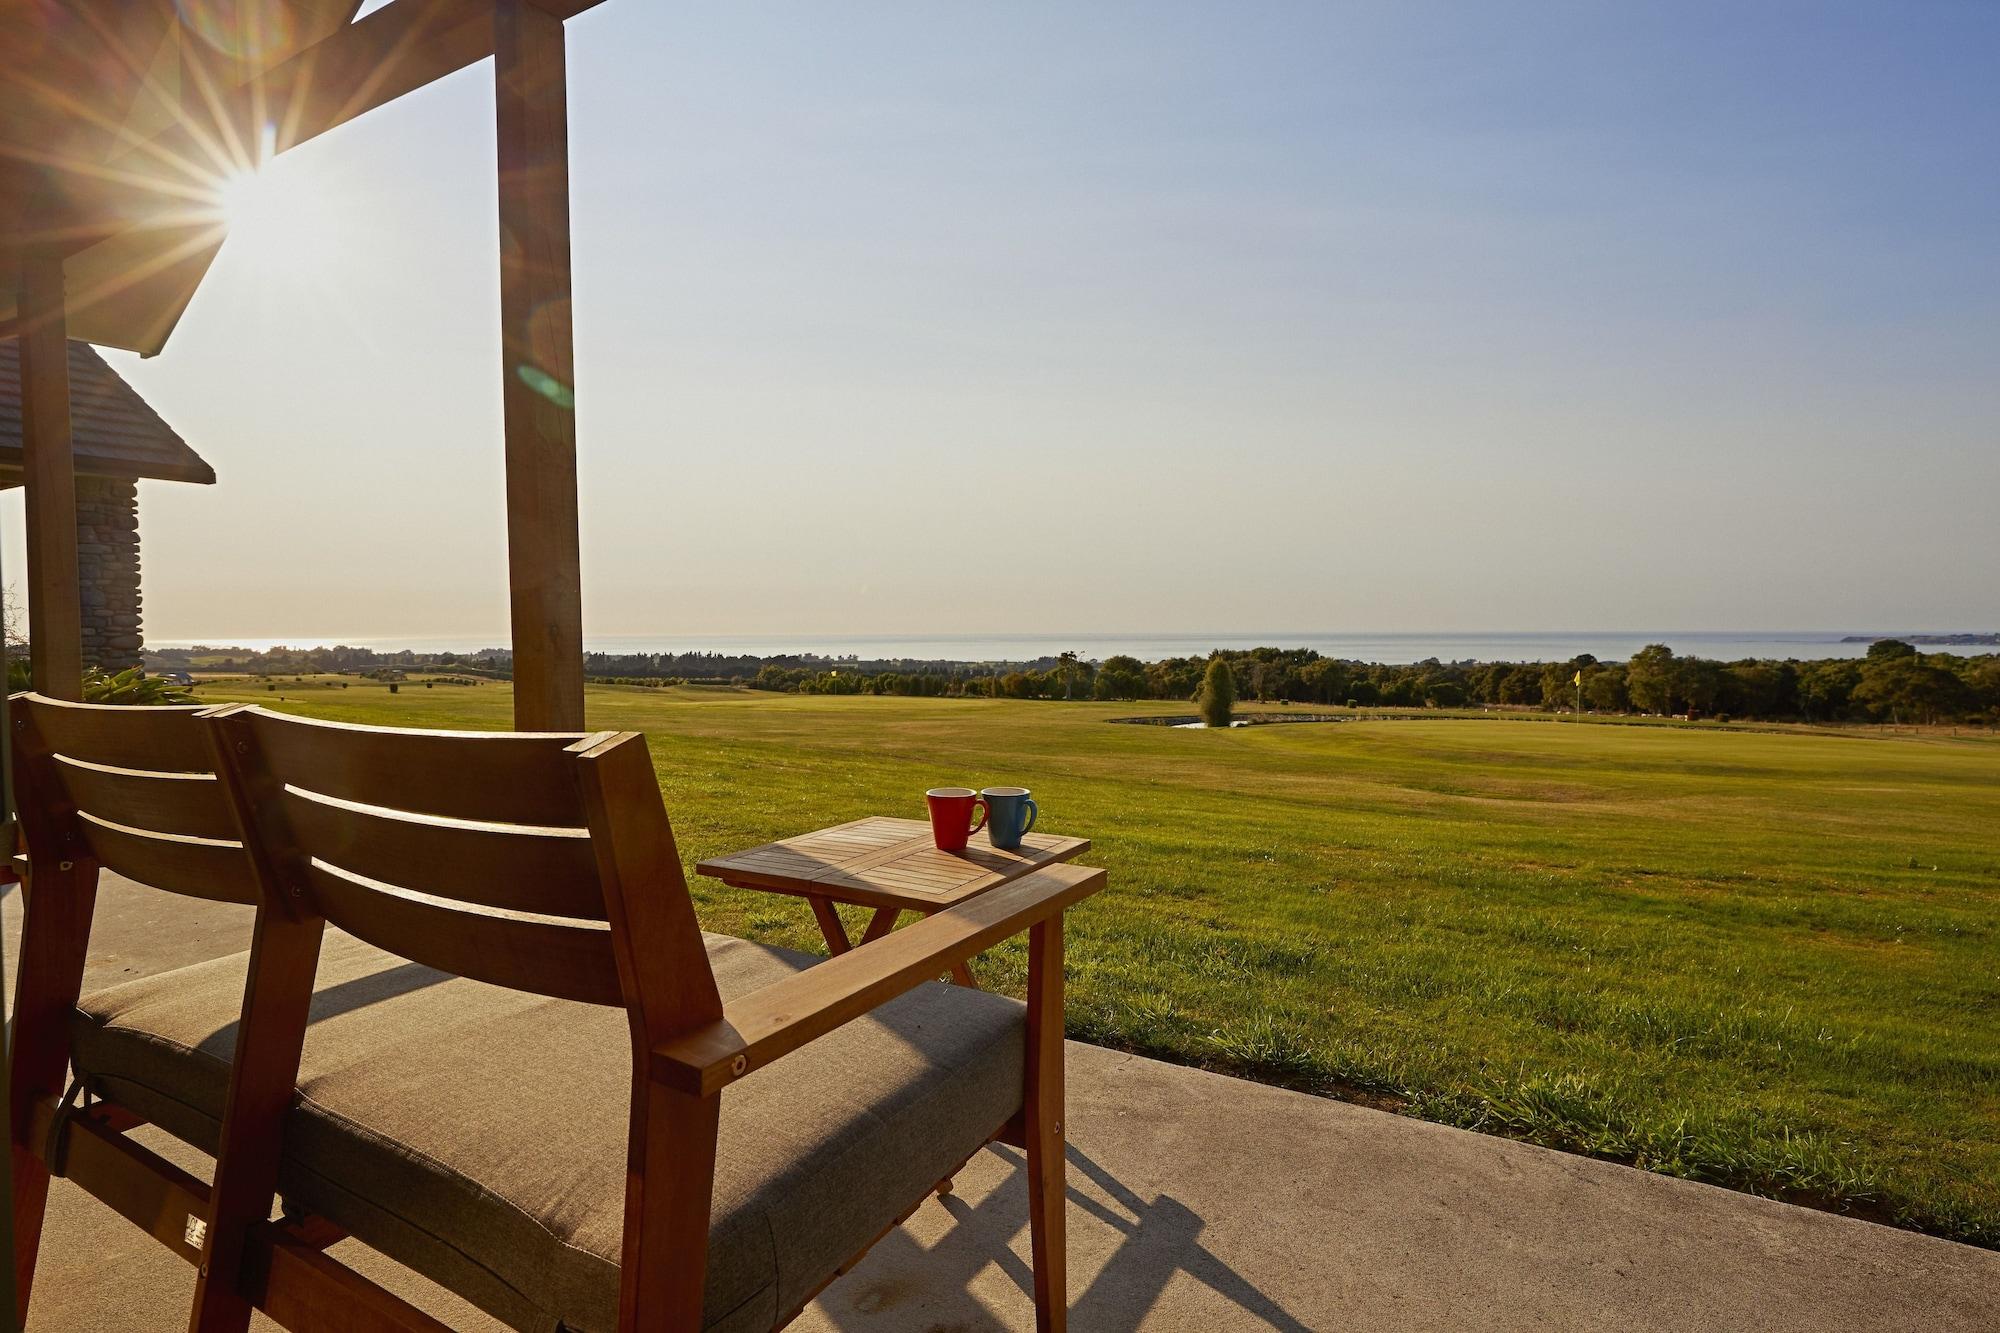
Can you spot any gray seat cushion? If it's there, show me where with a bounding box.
[69,929,1026,1332]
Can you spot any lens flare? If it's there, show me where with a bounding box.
[516,364,576,410]
[174,0,300,65]
[215,166,264,230]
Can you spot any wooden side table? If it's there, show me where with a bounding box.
[696,815,1092,987]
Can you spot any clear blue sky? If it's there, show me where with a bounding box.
[10,0,1997,640]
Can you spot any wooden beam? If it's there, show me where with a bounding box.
[88,1,609,198]
[258,0,527,156]
[20,2,608,269]
[17,255,83,699]
[495,0,584,731]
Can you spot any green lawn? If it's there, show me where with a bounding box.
[196,676,2000,1247]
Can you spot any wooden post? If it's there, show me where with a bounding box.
[18,254,83,700]
[495,0,585,732]
[1025,917,1068,1331]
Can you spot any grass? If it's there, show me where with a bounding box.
[194,674,2000,1247]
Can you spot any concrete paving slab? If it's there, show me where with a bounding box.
[9,874,1997,1330]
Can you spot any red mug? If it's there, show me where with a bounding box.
[926,787,988,851]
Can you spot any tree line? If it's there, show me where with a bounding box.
[750,640,2000,726]
[140,638,2000,726]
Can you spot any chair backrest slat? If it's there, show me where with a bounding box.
[15,694,258,905]
[239,708,601,825]
[217,707,650,1007]
[76,814,261,904]
[277,787,603,919]
[27,697,214,772]
[302,862,624,1006]
[55,756,238,840]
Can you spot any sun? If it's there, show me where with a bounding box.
[216,168,266,232]
[213,152,341,273]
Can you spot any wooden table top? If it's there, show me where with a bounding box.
[695,816,1092,912]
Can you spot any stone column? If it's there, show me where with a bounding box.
[75,475,142,672]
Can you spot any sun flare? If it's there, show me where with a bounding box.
[216,168,266,232]
[212,153,341,274]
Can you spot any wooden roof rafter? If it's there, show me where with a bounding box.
[2,0,607,354]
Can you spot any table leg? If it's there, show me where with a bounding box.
[907,908,980,988]
[859,907,901,945]
[808,897,853,955]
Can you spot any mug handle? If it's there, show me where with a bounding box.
[1021,798,1037,836]
[969,797,989,835]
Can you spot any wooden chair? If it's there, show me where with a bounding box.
[7,692,256,1319]
[9,695,1104,1331]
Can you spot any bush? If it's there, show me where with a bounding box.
[6,661,196,704]
[82,666,195,705]
[1197,658,1236,729]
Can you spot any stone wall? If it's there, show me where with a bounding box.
[76,475,141,672]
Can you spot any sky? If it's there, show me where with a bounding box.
[7,0,1998,643]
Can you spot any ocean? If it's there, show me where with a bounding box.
[147,630,1990,665]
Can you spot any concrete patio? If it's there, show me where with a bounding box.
[10,873,1998,1331]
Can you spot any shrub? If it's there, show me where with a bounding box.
[6,661,195,705]
[82,666,195,705]
[1197,658,1236,729]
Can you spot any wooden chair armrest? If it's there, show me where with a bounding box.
[650,862,1105,1095]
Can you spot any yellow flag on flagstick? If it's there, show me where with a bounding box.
[1573,669,1583,686]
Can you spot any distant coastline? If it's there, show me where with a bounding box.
[148,630,1999,666]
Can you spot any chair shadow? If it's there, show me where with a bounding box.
[818,1141,1313,1333]
[200,960,449,1057]
[713,835,1310,1330]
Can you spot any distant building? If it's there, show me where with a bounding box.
[0,339,215,671]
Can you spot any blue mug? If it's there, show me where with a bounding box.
[982,786,1038,850]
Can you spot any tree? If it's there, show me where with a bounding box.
[1583,664,1629,712]
[1719,661,1795,718]
[1538,663,1574,711]
[1058,650,1081,700]
[1423,680,1468,708]
[1378,676,1418,707]
[1626,644,1679,714]
[1147,657,1203,700]
[1853,655,1972,724]
[1197,657,1236,728]
[1495,665,1538,706]
[1796,659,1861,721]
[1093,655,1147,700]
[1679,657,1722,716]
[1966,656,2000,720]
[2,581,24,652]
[1301,658,1348,704]
[1866,639,1917,662]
